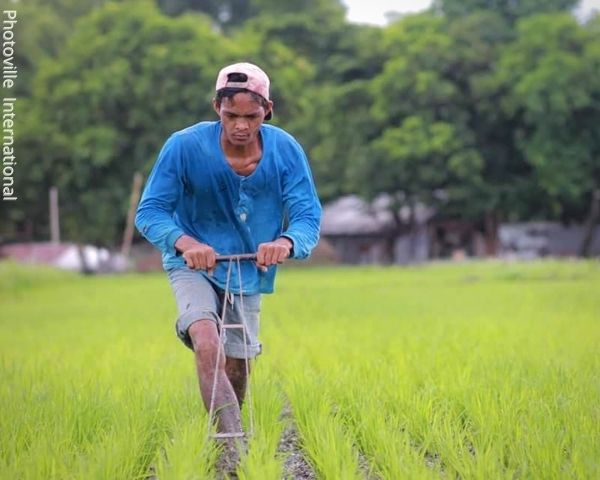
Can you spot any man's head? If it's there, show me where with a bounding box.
[214,62,273,147]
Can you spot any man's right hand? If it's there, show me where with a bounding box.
[175,235,216,271]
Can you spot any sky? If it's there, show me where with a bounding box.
[342,0,600,26]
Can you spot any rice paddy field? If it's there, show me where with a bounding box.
[1,260,599,479]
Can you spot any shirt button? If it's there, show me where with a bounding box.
[240,213,247,222]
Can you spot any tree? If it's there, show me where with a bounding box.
[361,14,492,255]
[1,0,109,97]
[236,0,354,82]
[157,0,346,33]
[0,0,113,241]
[494,13,600,253]
[445,11,541,249]
[233,9,387,202]
[8,1,234,244]
[280,24,387,201]
[433,0,579,22]
[227,26,317,124]
[290,80,380,201]
[157,0,252,29]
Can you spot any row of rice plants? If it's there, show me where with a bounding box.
[1,354,196,478]
[236,369,287,480]
[0,268,209,479]
[262,261,600,479]
[1,261,599,478]
[0,264,291,479]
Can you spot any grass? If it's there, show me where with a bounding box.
[0,259,599,479]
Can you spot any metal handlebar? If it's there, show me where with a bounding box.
[215,253,257,263]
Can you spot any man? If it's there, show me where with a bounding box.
[135,62,321,441]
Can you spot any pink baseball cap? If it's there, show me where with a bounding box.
[215,62,272,120]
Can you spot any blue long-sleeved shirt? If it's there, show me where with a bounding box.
[135,121,321,294]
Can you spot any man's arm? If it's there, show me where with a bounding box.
[135,135,186,256]
[278,140,322,260]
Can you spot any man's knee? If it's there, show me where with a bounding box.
[188,319,221,353]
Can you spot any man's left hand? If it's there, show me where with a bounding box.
[256,237,293,270]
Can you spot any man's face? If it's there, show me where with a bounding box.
[214,93,272,147]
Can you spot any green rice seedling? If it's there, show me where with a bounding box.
[283,364,363,480]
[330,365,442,479]
[155,414,218,480]
[1,260,599,479]
[236,369,286,480]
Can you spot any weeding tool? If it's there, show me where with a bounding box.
[207,253,257,440]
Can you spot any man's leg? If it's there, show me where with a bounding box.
[222,292,261,409]
[225,357,251,408]
[188,320,242,434]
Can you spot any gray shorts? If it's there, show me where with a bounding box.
[167,268,262,359]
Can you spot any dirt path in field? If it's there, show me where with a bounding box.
[276,401,383,479]
[277,403,317,480]
[357,449,380,480]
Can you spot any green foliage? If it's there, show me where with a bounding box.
[239,2,348,81]
[1,262,599,477]
[433,0,579,22]
[12,1,234,244]
[229,26,316,122]
[157,0,252,28]
[3,0,600,246]
[495,13,600,219]
[364,13,488,220]
[157,0,346,32]
[370,116,484,202]
[289,81,378,201]
[272,22,387,201]
[0,0,110,96]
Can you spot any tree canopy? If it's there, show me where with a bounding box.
[2,0,598,254]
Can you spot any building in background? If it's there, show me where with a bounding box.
[321,196,600,264]
[320,195,435,264]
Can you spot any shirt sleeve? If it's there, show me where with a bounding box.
[280,139,322,259]
[135,134,185,256]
